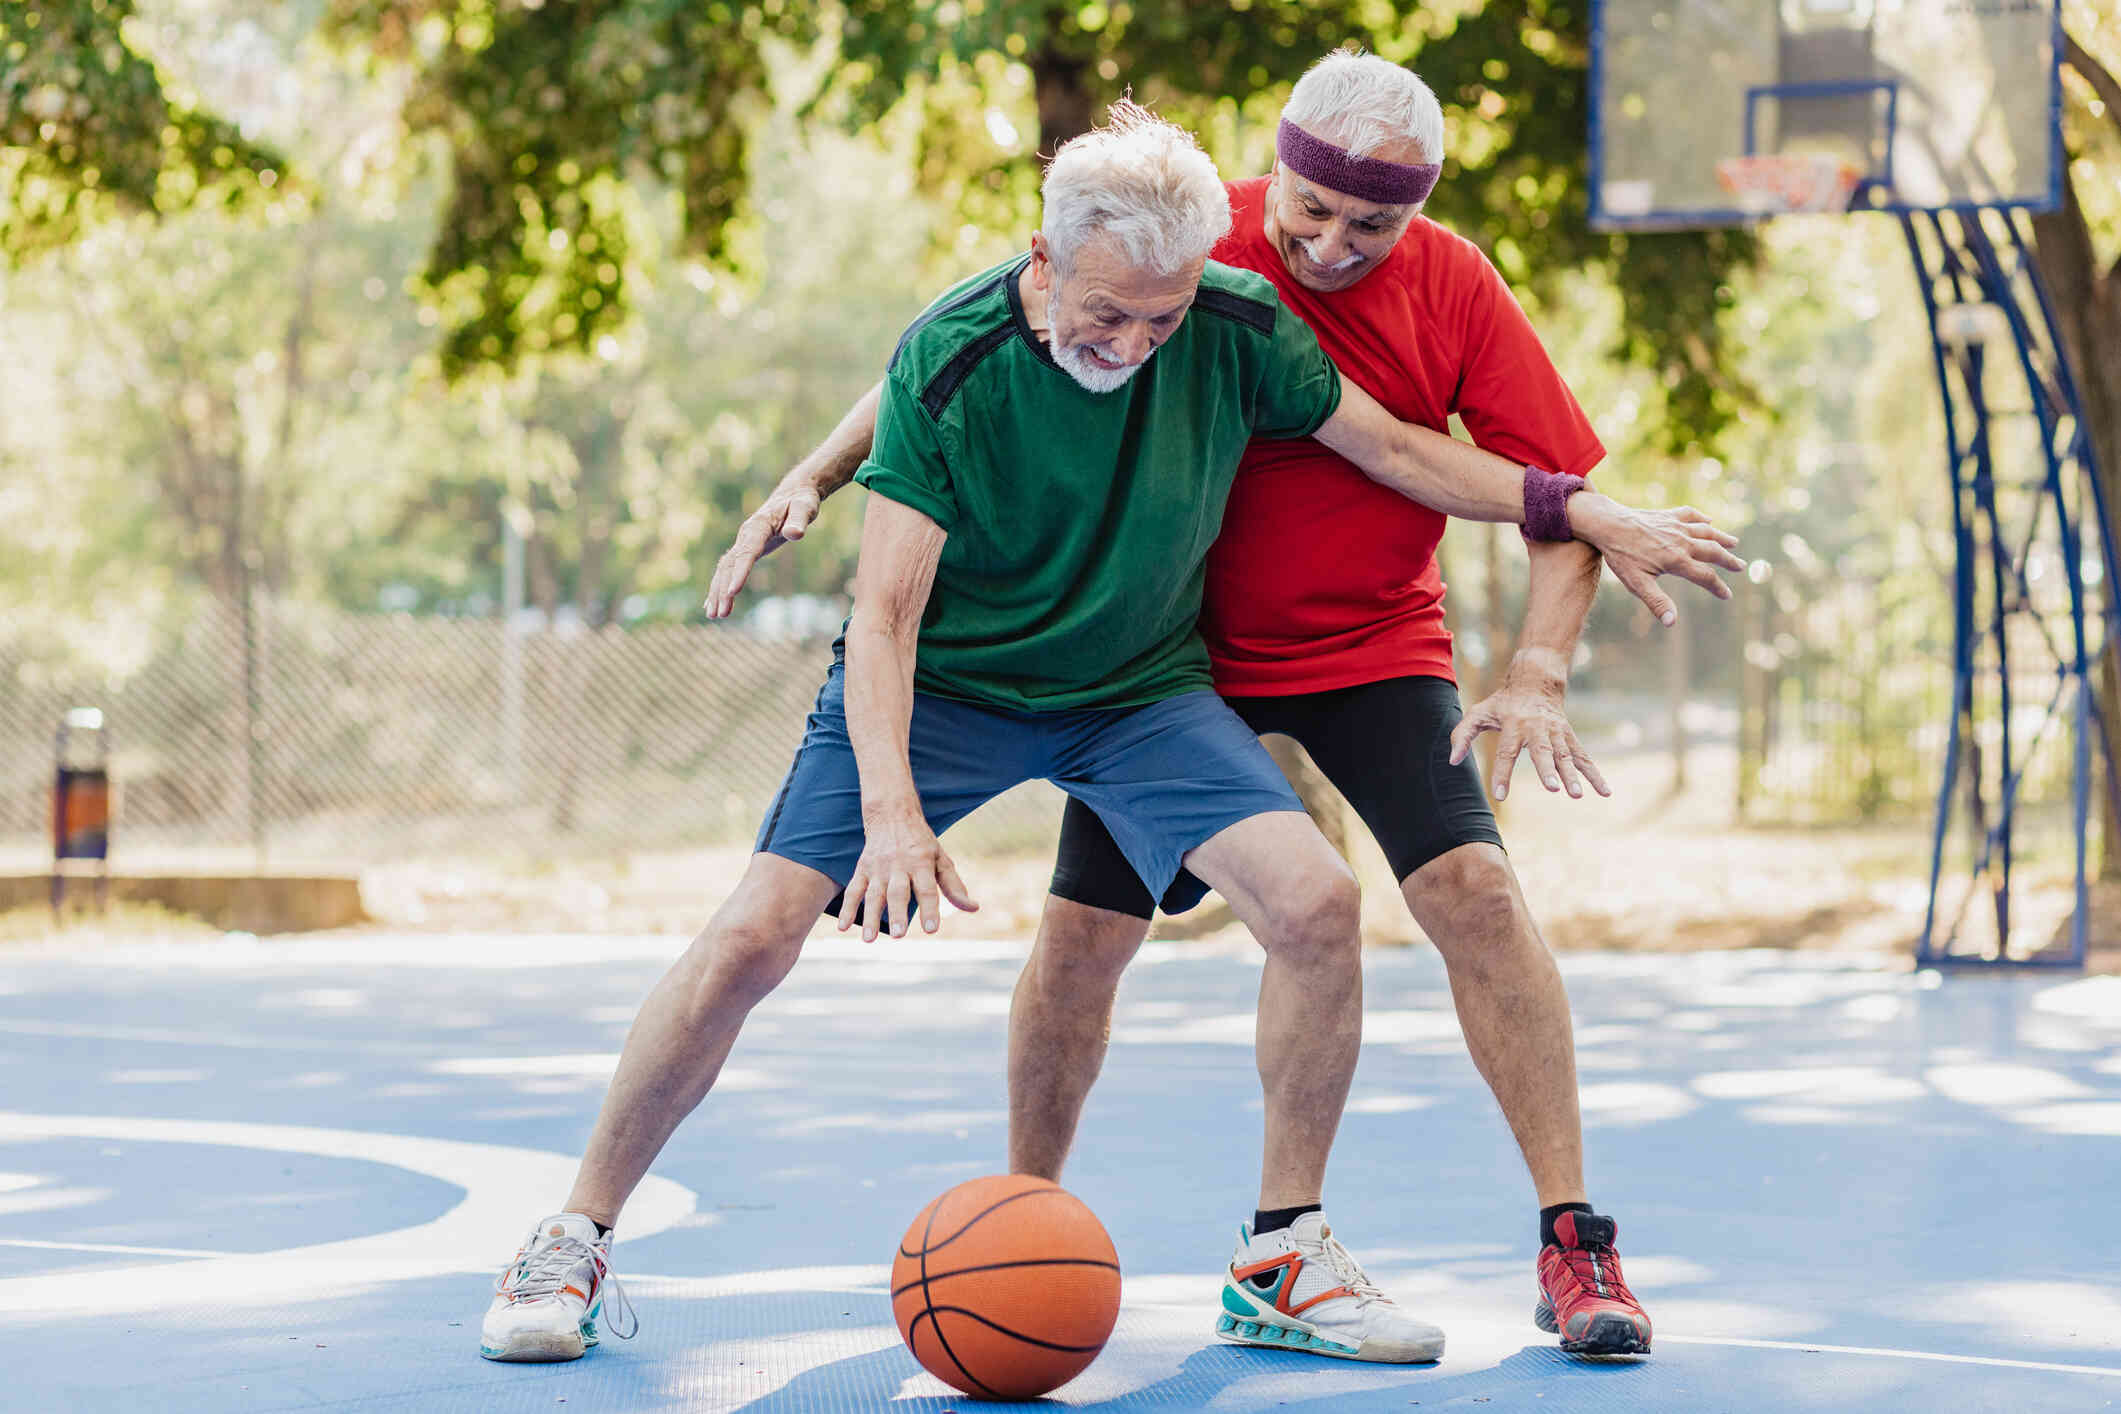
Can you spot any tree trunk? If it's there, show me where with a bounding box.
[525,518,561,621]
[1032,49,1096,156]
[2028,140,2121,877]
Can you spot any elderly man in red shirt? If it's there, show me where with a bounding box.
[712,52,1679,1361]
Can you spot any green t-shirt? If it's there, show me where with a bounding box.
[853,254,1342,711]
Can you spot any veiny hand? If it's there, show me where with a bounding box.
[838,810,980,941]
[1571,494,1745,626]
[704,482,825,619]
[1450,680,1611,802]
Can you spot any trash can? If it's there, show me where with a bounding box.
[53,707,111,914]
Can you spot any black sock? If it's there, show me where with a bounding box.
[593,1220,613,1240]
[1540,1202,1594,1249]
[1252,1202,1322,1238]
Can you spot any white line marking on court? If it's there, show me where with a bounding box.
[0,1020,432,1054]
[0,1238,238,1259]
[1662,1334,2121,1378]
[0,1113,696,1316]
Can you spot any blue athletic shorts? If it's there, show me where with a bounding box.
[754,662,1304,913]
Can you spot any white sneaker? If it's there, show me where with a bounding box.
[1214,1211,1445,1363]
[480,1212,638,1362]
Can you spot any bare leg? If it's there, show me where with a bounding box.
[1007,896,1152,1180]
[1403,843,1585,1208]
[564,853,838,1225]
[1184,811,1363,1211]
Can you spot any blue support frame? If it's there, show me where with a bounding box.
[1902,206,2121,968]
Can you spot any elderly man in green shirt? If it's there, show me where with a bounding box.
[478,102,1740,1369]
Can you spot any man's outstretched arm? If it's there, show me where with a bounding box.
[1452,538,1610,802]
[1312,376,1745,624]
[840,492,979,942]
[704,381,882,618]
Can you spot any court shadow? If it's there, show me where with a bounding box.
[722,1333,1650,1412]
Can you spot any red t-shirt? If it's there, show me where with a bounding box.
[1201,177,1605,695]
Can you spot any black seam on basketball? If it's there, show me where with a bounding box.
[919,1304,1109,1353]
[915,1186,1064,1252]
[889,1256,1120,1298]
[916,1198,997,1397]
[906,1307,1000,1398]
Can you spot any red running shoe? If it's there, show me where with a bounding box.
[1534,1211,1652,1355]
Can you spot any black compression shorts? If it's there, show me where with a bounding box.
[1049,674,1505,919]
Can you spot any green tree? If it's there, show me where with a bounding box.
[828,0,1758,453]
[1,0,282,255]
[7,1,1759,445]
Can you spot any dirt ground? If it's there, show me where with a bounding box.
[11,744,2112,970]
[340,744,2115,970]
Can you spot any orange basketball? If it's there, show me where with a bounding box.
[891,1174,1121,1400]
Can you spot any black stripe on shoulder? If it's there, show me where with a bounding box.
[888,264,1020,370]
[920,324,1014,419]
[1189,286,1278,336]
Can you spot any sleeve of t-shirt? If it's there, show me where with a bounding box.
[1248,298,1344,440]
[1453,254,1605,479]
[852,374,957,531]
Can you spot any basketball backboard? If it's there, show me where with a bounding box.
[1590,0,2063,229]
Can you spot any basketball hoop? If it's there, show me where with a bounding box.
[1715,154,1865,215]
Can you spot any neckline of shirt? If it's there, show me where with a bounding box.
[1000,252,1065,373]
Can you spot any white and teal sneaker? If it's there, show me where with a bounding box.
[480,1212,638,1362]
[1215,1212,1445,1363]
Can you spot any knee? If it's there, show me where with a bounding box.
[1411,849,1532,957]
[696,919,804,1006]
[1258,863,1361,959]
[1031,899,1148,985]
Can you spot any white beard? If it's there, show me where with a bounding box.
[1047,288,1151,394]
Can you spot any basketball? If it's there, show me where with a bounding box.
[891,1174,1122,1400]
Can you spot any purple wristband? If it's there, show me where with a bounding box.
[1522,467,1586,542]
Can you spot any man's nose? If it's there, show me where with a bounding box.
[1110,322,1155,365]
[1311,225,1356,264]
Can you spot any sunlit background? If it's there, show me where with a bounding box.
[2,2,2118,955]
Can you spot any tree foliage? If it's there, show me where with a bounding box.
[317,0,811,375]
[4,0,1760,447]
[828,0,1758,453]
[0,0,282,255]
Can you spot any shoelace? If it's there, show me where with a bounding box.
[496,1236,640,1340]
[1311,1232,1388,1305]
[1554,1242,1637,1306]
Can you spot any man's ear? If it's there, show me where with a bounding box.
[1028,232,1054,293]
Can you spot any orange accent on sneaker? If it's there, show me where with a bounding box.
[562,1284,589,1304]
[1231,1251,1353,1318]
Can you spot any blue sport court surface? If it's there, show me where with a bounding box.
[4,932,2118,1412]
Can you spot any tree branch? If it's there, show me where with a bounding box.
[2064,30,2121,145]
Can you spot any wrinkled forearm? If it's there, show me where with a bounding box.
[1314,376,1529,523]
[785,381,882,502]
[844,619,922,822]
[843,493,946,823]
[1512,539,1602,690]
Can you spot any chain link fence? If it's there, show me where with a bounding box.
[0,600,1061,871]
[1736,571,2093,868]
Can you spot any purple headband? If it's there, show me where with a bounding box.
[1276,118,1440,207]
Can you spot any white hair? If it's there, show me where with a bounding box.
[1040,100,1231,276]
[1282,49,1445,163]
